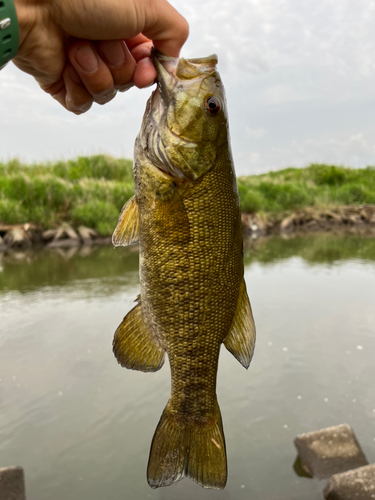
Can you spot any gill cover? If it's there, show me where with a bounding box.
[141,50,228,181]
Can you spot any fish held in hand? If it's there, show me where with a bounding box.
[112,49,256,490]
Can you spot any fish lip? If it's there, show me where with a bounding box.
[151,48,178,98]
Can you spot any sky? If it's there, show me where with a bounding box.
[1,0,375,175]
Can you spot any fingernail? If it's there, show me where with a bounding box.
[102,41,126,68]
[66,96,92,114]
[75,45,99,73]
[69,66,82,85]
[117,83,134,92]
[94,88,117,104]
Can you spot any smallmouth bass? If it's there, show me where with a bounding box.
[112,50,256,490]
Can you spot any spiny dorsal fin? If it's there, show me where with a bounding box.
[223,278,256,369]
[113,297,165,372]
[112,195,139,247]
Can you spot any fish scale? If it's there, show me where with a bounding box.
[112,50,256,490]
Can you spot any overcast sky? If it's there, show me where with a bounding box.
[1,0,375,175]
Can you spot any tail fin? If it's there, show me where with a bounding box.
[147,400,227,490]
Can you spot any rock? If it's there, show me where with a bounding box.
[324,210,342,221]
[3,228,32,248]
[43,223,80,242]
[324,464,375,500]
[241,213,254,234]
[304,220,320,230]
[42,229,58,241]
[54,223,79,241]
[0,235,6,250]
[47,238,81,248]
[294,424,368,479]
[0,466,26,500]
[253,214,268,232]
[77,226,98,243]
[280,215,295,231]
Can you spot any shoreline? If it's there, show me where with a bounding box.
[1,205,374,251]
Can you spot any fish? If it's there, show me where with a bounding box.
[112,49,256,490]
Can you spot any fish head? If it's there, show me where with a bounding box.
[139,50,228,181]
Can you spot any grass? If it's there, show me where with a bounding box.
[0,156,374,235]
[0,155,134,235]
[237,164,375,213]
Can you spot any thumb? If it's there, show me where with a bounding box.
[142,0,189,57]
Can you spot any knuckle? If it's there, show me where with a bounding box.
[179,18,190,44]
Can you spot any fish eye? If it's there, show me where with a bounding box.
[205,96,221,115]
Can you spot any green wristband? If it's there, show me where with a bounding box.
[0,0,19,69]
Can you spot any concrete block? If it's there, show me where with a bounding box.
[324,463,375,500]
[294,424,368,479]
[0,466,26,500]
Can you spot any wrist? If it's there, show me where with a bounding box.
[13,0,39,48]
[0,0,19,68]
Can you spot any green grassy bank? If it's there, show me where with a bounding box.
[0,155,374,236]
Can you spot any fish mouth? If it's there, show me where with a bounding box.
[151,50,178,101]
[139,49,219,181]
[140,52,194,180]
[151,48,218,84]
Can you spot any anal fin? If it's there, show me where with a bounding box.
[113,297,165,372]
[112,195,139,247]
[224,278,256,369]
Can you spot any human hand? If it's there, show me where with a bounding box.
[12,0,188,114]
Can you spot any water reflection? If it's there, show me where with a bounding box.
[243,232,375,266]
[1,232,374,500]
[0,245,140,294]
[1,233,375,295]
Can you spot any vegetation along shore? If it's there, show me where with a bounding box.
[0,155,374,249]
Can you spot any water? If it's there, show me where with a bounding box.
[1,233,375,500]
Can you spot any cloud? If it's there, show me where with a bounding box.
[246,128,267,139]
[1,0,375,174]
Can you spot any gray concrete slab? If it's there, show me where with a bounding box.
[294,423,368,479]
[324,463,375,500]
[0,466,26,500]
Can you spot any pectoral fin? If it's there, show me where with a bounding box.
[112,195,139,247]
[224,279,256,369]
[113,297,165,372]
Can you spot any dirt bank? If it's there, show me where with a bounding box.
[1,205,374,251]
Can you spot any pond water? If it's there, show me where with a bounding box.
[1,233,375,500]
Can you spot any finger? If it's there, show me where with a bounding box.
[40,78,68,109]
[142,0,189,57]
[133,57,157,89]
[69,41,117,105]
[97,40,136,92]
[125,37,156,88]
[63,64,93,114]
[127,38,153,63]
[125,34,152,56]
